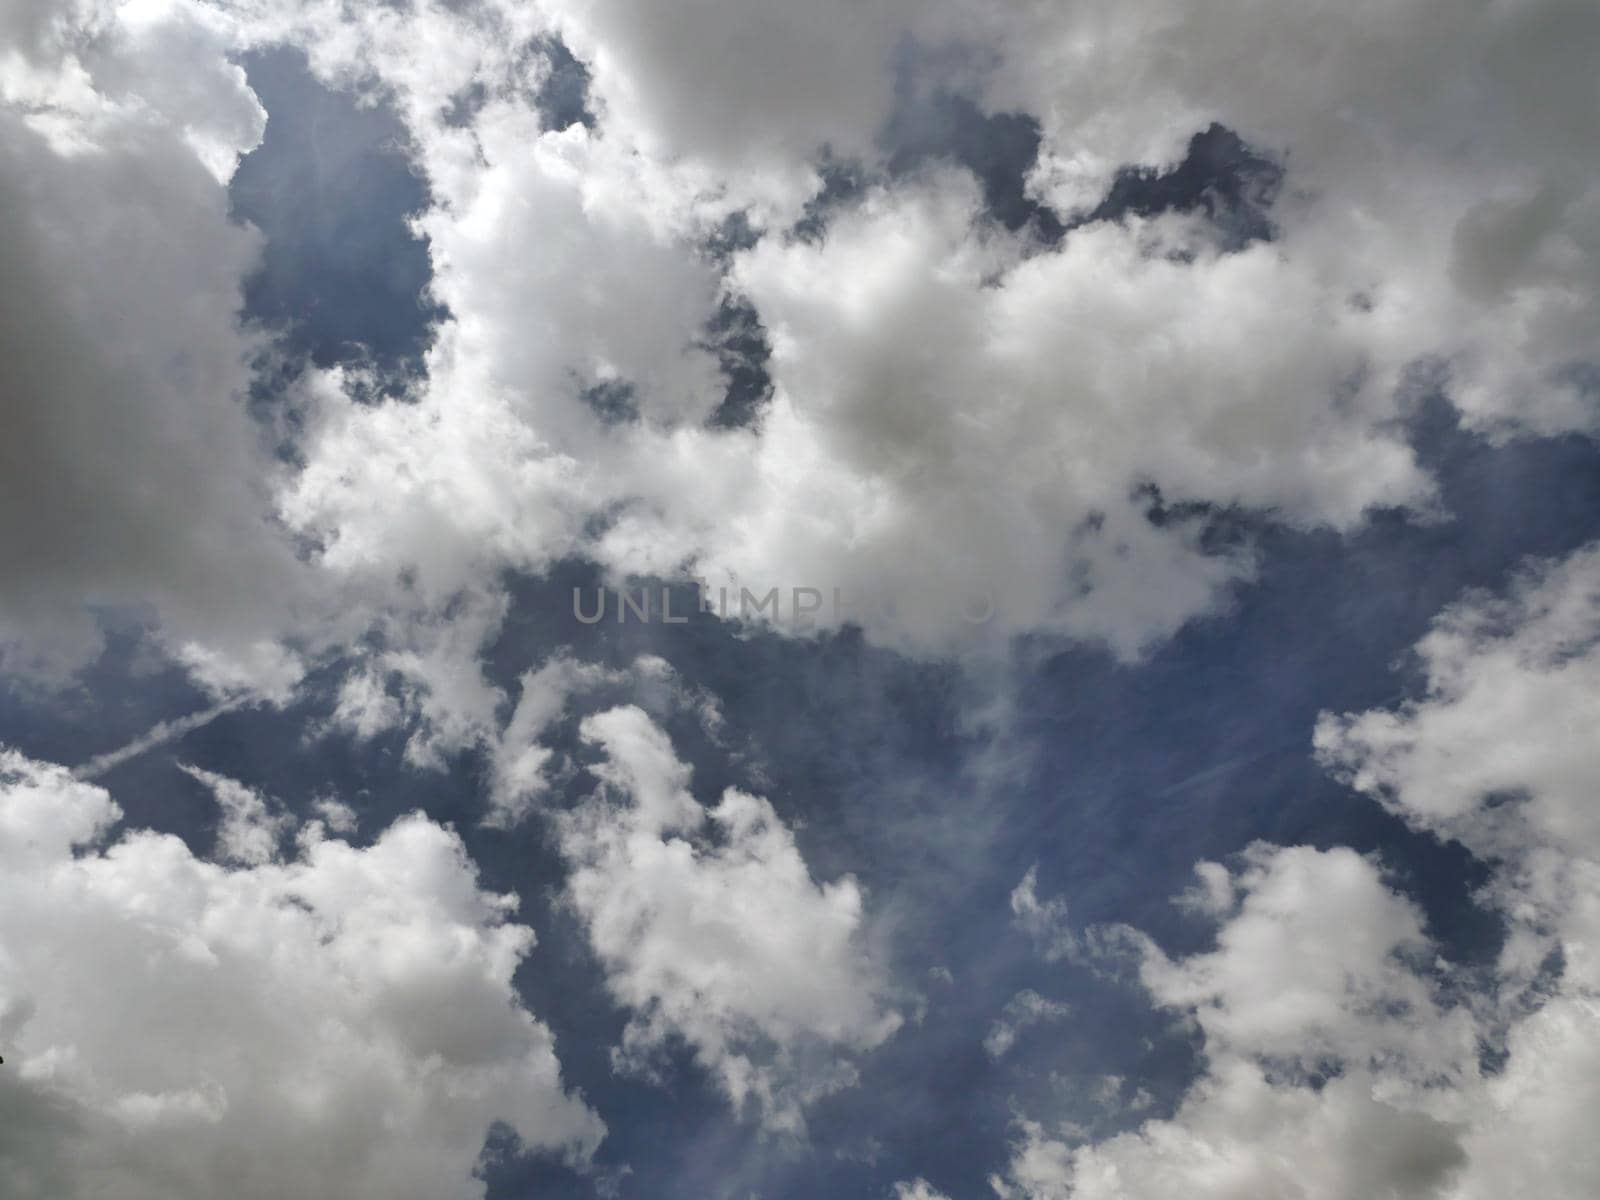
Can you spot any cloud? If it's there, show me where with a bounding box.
[601,181,1433,657]
[155,0,1583,690]
[311,794,358,834]
[373,590,514,771]
[487,652,724,828]
[987,544,1600,1199]
[0,748,602,1199]
[1316,540,1600,998]
[265,59,1440,662]
[1010,867,1078,964]
[989,849,1477,1200]
[71,699,249,782]
[983,990,1072,1061]
[538,0,915,207]
[989,849,1600,1200]
[486,654,626,828]
[1316,543,1600,863]
[992,1065,1475,1200]
[7,6,1600,1194]
[321,634,732,831]
[984,0,1600,438]
[559,705,902,1133]
[0,0,313,681]
[11,0,1600,696]
[175,763,294,866]
[1133,845,1477,1078]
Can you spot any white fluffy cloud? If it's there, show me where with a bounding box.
[559,705,901,1132]
[982,543,1600,1200]
[280,154,1439,659]
[1132,845,1477,1079]
[323,649,887,1127]
[35,0,1531,694]
[1317,541,1600,998]
[1315,543,1600,857]
[176,761,294,865]
[982,0,1600,438]
[988,851,1600,1200]
[0,749,602,1199]
[243,0,1482,664]
[486,654,625,827]
[9,4,1600,1191]
[985,848,1597,1200]
[599,183,1436,656]
[10,0,1600,688]
[486,650,725,828]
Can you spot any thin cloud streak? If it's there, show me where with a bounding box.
[72,698,249,781]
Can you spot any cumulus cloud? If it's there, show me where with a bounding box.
[987,853,1462,1200]
[0,748,602,1199]
[989,847,1599,1200]
[599,180,1441,657]
[1316,541,1600,998]
[559,705,901,1133]
[487,652,726,828]
[311,793,358,834]
[278,147,1440,659]
[983,0,1600,438]
[11,0,1600,690]
[321,595,615,781]
[538,0,914,206]
[485,654,650,828]
[9,3,1600,1191]
[1132,845,1477,1079]
[27,0,1516,697]
[176,762,294,865]
[320,634,720,828]
[232,0,1447,664]
[986,544,1600,1199]
[0,0,313,681]
[370,590,514,771]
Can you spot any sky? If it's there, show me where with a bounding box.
[2,2,1600,1198]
